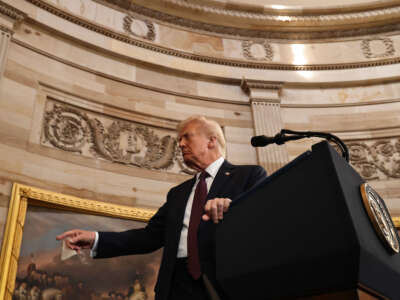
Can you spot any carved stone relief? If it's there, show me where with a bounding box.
[361,37,395,59]
[42,100,195,174]
[123,15,156,41]
[347,138,400,180]
[242,41,273,61]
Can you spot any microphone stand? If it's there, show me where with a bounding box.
[264,129,350,162]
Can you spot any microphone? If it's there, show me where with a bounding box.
[250,129,350,162]
[251,132,296,147]
[251,135,275,147]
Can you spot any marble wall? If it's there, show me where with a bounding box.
[0,0,400,249]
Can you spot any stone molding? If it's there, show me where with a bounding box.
[250,98,282,104]
[0,23,12,36]
[0,1,26,22]
[25,0,157,44]
[12,39,400,111]
[241,79,283,96]
[127,7,400,40]
[41,99,196,175]
[98,0,400,39]
[129,0,400,24]
[347,137,400,180]
[38,82,179,130]
[13,39,248,107]
[281,97,400,108]
[13,1,400,71]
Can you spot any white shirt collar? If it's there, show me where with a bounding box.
[197,156,224,180]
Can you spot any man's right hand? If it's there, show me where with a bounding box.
[56,229,96,252]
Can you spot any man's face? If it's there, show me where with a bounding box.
[178,122,210,171]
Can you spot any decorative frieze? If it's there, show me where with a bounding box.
[347,138,400,180]
[42,101,195,175]
[361,38,395,59]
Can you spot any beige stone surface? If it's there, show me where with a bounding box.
[226,142,258,165]
[196,81,249,103]
[224,126,258,164]
[159,26,224,57]
[281,100,400,132]
[0,142,175,207]
[282,83,400,106]
[136,67,198,95]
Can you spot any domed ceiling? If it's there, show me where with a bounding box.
[100,0,400,39]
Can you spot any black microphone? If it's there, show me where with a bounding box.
[251,132,293,147]
[251,129,350,162]
[251,135,275,147]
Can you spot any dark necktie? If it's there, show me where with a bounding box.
[187,171,209,279]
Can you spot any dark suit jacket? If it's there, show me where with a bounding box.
[96,160,266,300]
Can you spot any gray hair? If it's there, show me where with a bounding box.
[177,115,226,157]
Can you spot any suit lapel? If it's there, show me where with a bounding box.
[175,176,196,222]
[207,160,235,200]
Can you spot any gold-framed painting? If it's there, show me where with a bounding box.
[0,183,160,300]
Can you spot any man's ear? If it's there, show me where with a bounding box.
[208,136,217,149]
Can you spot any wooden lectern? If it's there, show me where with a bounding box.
[216,141,400,300]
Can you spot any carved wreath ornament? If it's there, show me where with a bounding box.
[123,14,156,41]
[242,40,274,61]
[361,38,395,59]
[42,102,194,174]
[348,139,400,180]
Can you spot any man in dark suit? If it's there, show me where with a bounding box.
[57,116,266,300]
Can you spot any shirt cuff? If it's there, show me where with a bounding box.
[90,232,99,258]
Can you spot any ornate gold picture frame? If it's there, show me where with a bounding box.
[0,183,157,300]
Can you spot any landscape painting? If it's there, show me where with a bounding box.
[14,207,161,300]
[0,184,160,300]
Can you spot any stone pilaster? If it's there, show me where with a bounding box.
[241,79,289,174]
[0,25,12,80]
[0,1,26,81]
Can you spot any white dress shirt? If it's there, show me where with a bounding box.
[177,156,224,257]
[91,156,225,258]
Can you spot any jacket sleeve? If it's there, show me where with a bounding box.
[95,197,169,258]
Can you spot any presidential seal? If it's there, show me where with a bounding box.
[360,183,400,254]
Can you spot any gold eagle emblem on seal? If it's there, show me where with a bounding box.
[360,183,399,254]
